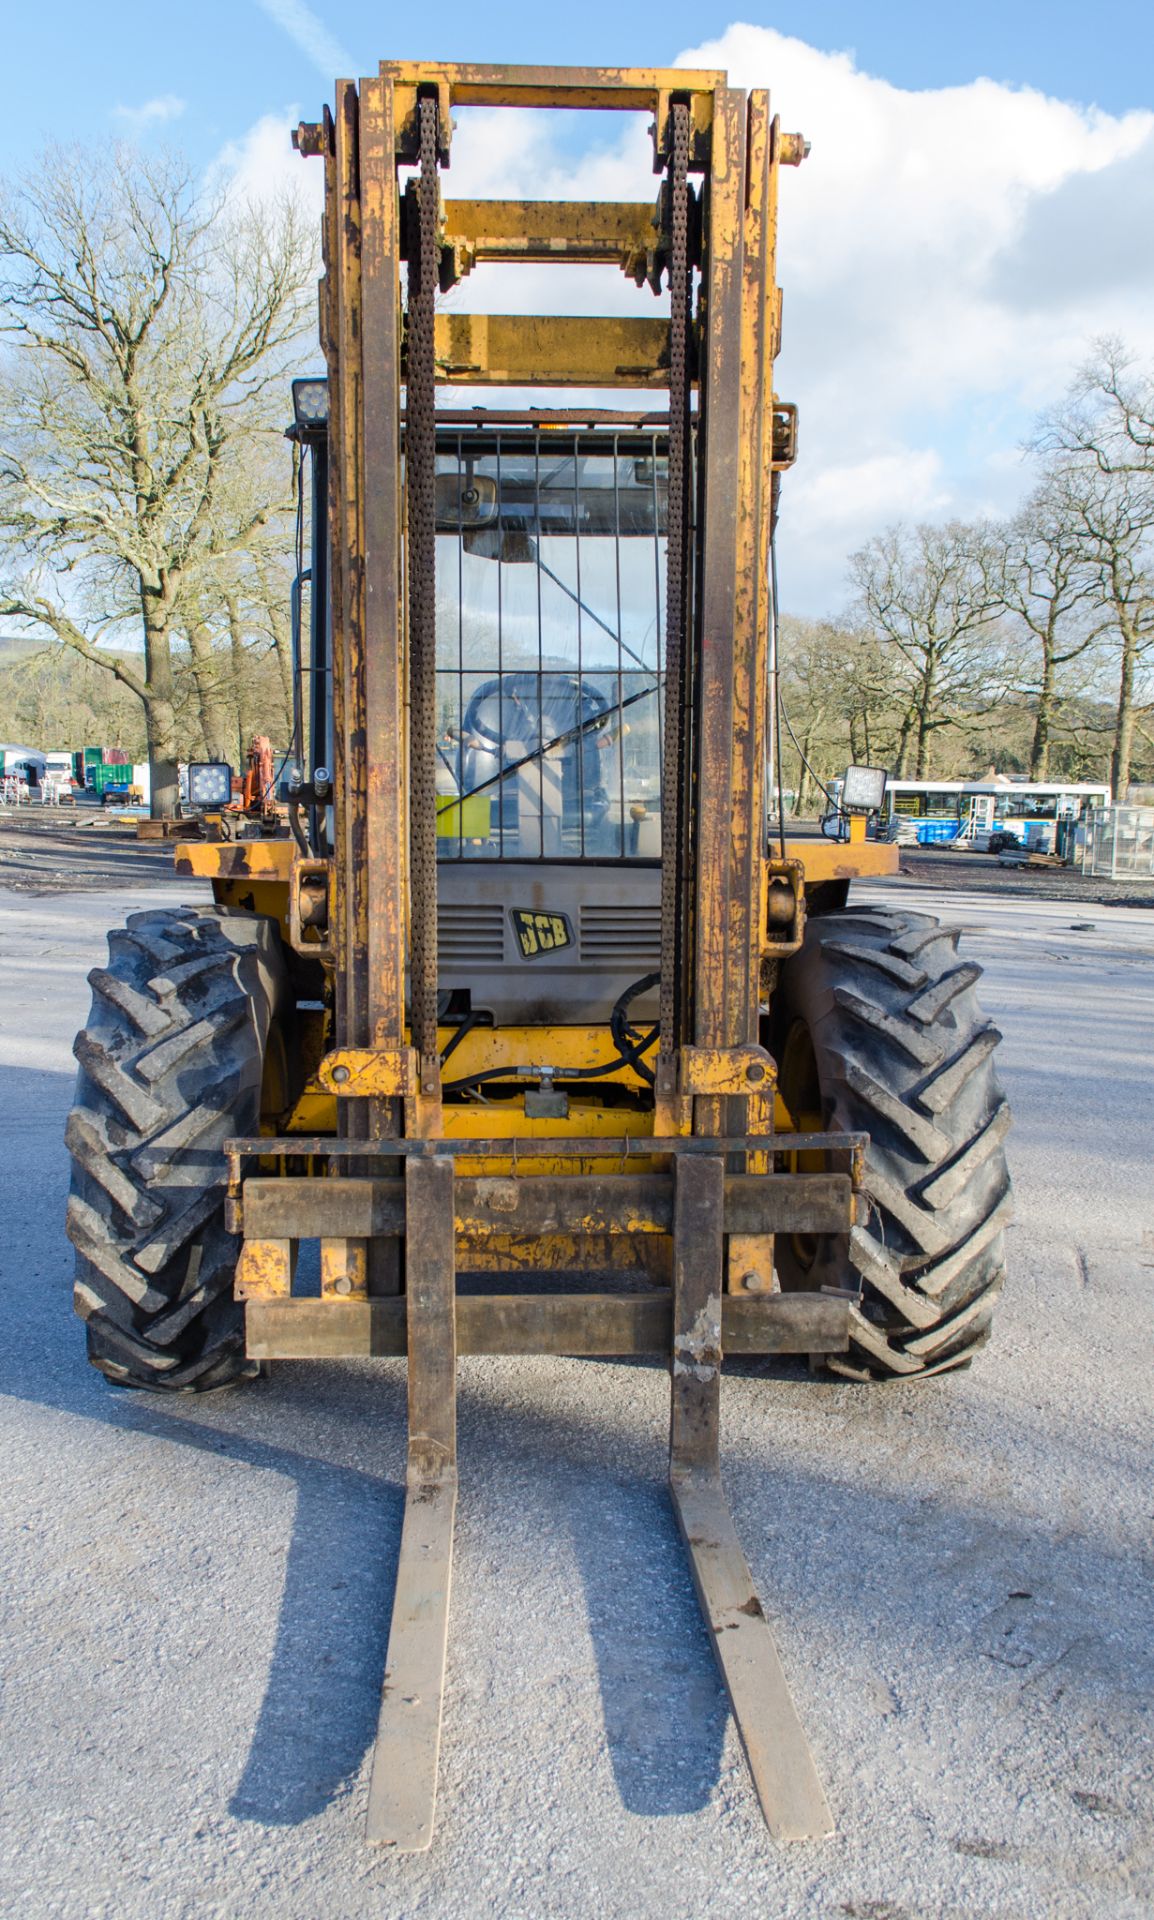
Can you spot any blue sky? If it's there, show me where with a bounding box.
[4,2,1153,161]
[3,4,1153,612]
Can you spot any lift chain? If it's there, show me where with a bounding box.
[658,100,691,1087]
[409,94,441,1074]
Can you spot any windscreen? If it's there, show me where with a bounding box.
[433,428,668,860]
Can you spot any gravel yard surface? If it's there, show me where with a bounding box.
[0,816,172,891]
[1,876,1151,1919]
[5,812,1154,910]
[898,846,1154,910]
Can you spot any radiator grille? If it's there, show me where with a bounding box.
[579,903,662,964]
[438,902,505,965]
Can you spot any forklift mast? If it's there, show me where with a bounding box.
[149,63,936,1849]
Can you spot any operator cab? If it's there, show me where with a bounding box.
[431,426,668,863]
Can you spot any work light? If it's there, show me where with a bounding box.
[291,377,330,430]
[841,764,888,814]
[186,762,234,808]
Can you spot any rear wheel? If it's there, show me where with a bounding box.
[772,906,1012,1379]
[66,907,288,1391]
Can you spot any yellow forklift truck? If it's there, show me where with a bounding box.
[65,62,1011,1849]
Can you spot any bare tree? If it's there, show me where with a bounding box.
[0,145,314,813]
[1032,340,1154,797]
[0,641,145,755]
[849,521,1004,777]
[776,617,906,811]
[992,473,1103,780]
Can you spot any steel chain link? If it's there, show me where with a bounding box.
[659,102,691,1077]
[409,95,440,1071]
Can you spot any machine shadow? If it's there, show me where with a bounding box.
[2,1275,735,1827]
[564,1457,730,1816]
[8,1047,1152,1843]
[8,1299,1154,1837]
[0,1331,399,1824]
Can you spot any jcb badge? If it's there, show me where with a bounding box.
[510,908,573,959]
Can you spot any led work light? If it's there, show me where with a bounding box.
[840,764,888,815]
[186,762,234,808]
[291,377,330,430]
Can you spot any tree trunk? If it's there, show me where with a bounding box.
[225,596,254,769]
[145,696,180,818]
[1110,628,1137,799]
[794,759,812,817]
[794,727,816,816]
[141,590,180,818]
[914,711,931,779]
[1029,651,1055,783]
[264,590,296,745]
[186,617,234,764]
[913,651,940,779]
[895,709,916,778]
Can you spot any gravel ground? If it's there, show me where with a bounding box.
[898,847,1154,910]
[5,812,1154,911]
[1,876,1152,1920]
[0,815,173,891]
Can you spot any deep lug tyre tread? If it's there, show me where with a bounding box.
[774,906,1012,1379]
[66,907,287,1391]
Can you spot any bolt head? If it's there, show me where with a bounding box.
[746,1062,766,1084]
[333,1275,352,1296]
[331,1064,350,1084]
[741,1270,762,1291]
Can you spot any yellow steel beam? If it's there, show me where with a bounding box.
[174,840,292,880]
[432,313,672,387]
[784,839,900,882]
[381,61,724,109]
[442,199,660,277]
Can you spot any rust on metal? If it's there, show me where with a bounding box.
[175,841,293,880]
[656,98,691,1105]
[234,1238,293,1301]
[365,1153,458,1850]
[669,1154,726,1468]
[244,1288,850,1359]
[317,1046,418,1098]
[430,314,673,387]
[679,1044,777,1098]
[320,1236,369,1298]
[440,199,661,280]
[238,1170,853,1242]
[761,856,806,956]
[226,1129,868,1163]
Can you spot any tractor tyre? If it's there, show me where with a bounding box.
[772,906,1012,1380]
[66,906,289,1391]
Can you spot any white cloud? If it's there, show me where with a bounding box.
[209,34,1154,611]
[211,111,324,220]
[436,32,1154,609]
[674,26,1154,608]
[112,95,186,131]
[790,449,951,531]
[253,0,354,78]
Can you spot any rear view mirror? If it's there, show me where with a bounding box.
[435,471,498,527]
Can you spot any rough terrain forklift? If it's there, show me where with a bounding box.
[65,62,1011,1849]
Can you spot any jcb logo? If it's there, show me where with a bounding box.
[510,909,573,959]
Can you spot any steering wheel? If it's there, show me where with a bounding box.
[463,672,609,751]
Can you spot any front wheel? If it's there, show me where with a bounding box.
[771,906,1012,1380]
[66,907,289,1391]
